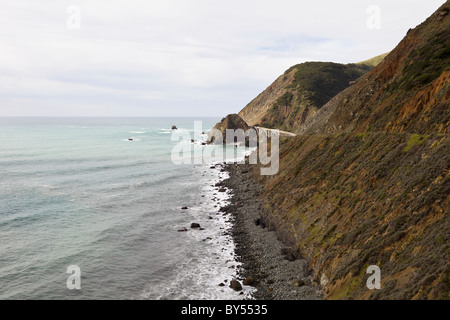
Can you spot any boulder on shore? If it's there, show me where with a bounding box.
[229,279,242,291]
[190,223,201,229]
[243,276,254,286]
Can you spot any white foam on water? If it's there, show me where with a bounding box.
[140,162,255,300]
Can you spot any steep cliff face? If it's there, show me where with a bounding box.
[238,62,371,132]
[248,1,450,300]
[207,113,250,144]
[238,68,296,127]
[256,131,449,300]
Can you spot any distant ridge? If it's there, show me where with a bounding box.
[356,52,390,68]
[238,62,371,132]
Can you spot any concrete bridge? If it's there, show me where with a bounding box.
[254,126,297,137]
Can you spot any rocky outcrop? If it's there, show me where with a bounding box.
[206,113,251,145]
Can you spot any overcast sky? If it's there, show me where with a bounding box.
[0,0,445,117]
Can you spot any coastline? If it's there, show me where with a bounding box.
[218,162,323,300]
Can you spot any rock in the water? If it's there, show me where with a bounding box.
[177,227,188,232]
[190,223,201,229]
[171,125,177,130]
[229,279,242,291]
[218,187,226,192]
[181,206,188,210]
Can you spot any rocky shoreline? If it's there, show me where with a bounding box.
[218,162,323,300]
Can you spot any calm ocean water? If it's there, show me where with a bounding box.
[0,117,253,300]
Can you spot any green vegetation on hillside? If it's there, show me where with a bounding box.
[357,52,390,68]
[259,62,371,131]
[288,62,370,108]
[403,134,428,152]
[274,92,294,108]
[390,29,450,91]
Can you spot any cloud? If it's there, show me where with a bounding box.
[0,0,445,116]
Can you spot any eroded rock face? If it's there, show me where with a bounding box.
[232,1,450,300]
[206,113,250,145]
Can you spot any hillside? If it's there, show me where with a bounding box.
[238,62,371,132]
[244,1,449,300]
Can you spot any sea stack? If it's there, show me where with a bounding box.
[206,113,255,146]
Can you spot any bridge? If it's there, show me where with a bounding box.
[253,126,297,138]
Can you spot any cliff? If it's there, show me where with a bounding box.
[240,1,449,300]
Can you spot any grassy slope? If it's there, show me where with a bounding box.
[356,52,390,68]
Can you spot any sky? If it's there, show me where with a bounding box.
[0,0,446,117]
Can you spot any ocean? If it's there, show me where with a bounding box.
[0,117,254,300]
